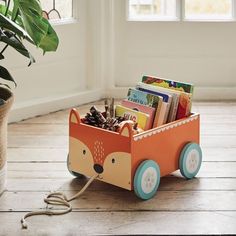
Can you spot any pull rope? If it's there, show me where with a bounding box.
[21,174,98,229]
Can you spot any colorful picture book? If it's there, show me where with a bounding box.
[115,75,194,132]
[121,100,155,129]
[136,82,177,122]
[127,88,164,126]
[141,78,192,120]
[127,88,161,108]
[136,87,170,103]
[115,105,150,130]
[142,75,194,94]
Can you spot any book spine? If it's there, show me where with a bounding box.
[167,95,179,122]
[152,99,164,127]
[163,102,170,124]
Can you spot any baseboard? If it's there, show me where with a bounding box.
[8,86,236,123]
[9,89,103,123]
[193,87,236,101]
[103,86,236,101]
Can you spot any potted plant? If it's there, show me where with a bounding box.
[0,0,59,195]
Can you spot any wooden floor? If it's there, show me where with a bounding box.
[0,101,236,235]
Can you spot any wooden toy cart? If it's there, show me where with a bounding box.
[67,108,202,200]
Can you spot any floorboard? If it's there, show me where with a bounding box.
[1,101,236,235]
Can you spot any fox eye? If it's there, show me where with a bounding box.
[83,150,86,155]
[112,158,115,164]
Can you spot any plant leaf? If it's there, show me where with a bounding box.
[0,4,23,26]
[13,0,59,52]
[0,65,16,86]
[38,17,59,52]
[0,13,33,43]
[11,0,19,21]
[0,30,35,65]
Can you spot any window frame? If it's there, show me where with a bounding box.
[44,0,79,25]
[127,0,180,21]
[127,0,236,22]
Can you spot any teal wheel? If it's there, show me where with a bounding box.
[179,142,202,179]
[67,154,83,178]
[134,160,160,200]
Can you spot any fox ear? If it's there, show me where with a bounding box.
[119,123,132,138]
[70,109,81,124]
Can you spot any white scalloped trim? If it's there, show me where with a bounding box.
[134,115,199,142]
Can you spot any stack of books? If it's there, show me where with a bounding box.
[115,75,194,131]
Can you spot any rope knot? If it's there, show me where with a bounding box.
[20,174,98,229]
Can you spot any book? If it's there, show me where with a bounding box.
[127,88,164,126]
[127,88,161,108]
[136,87,170,103]
[121,100,156,129]
[136,82,177,123]
[140,80,192,120]
[142,75,194,94]
[175,92,192,119]
[115,105,150,130]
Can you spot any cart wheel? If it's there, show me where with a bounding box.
[179,142,202,179]
[134,160,160,200]
[67,154,83,178]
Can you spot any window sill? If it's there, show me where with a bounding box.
[127,18,236,23]
[127,17,180,22]
[50,18,79,26]
[182,18,235,23]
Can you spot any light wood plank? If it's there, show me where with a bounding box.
[8,135,68,148]
[200,114,236,124]
[19,110,70,124]
[7,170,71,179]
[7,147,236,162]
[6,177,236,192]
[2,101,236,235]
[8,122,236,136]
[8,124,69,136]
[200,135,236,148]
[7,148,68,162]
[202,147,236,162]
[201,123,236,135]
[6,162,236,178]
[1,212,236,235]
[196,103,236,115]
[18,100,106,124]
[1,190,236,211]
[7,134,236,148]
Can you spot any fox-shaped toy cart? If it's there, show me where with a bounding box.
[67,108,202,200]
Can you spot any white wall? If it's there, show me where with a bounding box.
[6,0,102,122]
[5,0,236,122]
[104,0,236,100]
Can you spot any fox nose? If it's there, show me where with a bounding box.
[94,164,103,174]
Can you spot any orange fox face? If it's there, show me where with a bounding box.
[68,109,132,190]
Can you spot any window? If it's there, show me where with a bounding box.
[184,0,233,20]
[41,0,73,20]
[128,0,177,20]
[128,0,234,21]
[0,0,73,21]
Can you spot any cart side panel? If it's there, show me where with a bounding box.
[131,114,200,188]
[69,109,132,190]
